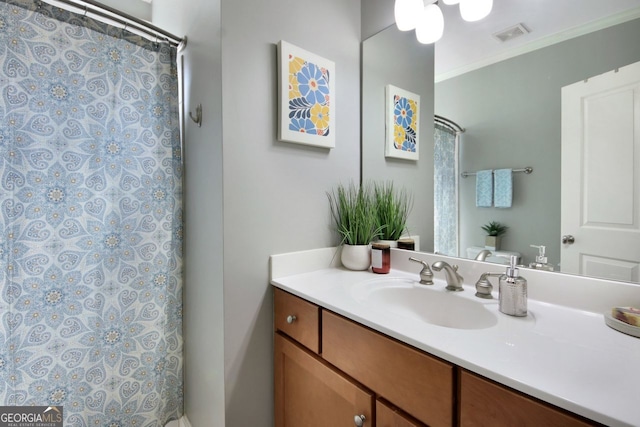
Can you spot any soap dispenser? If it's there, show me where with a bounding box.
[529,245,554,271]
[499,255,527,317]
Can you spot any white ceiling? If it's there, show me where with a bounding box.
[435,0,640,81]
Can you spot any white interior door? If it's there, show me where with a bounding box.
[561,61,640,282]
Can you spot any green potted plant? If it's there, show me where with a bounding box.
[373,181,413,247]
[481,221,508,250]
[327,182,382,270]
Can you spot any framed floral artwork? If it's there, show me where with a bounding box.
[277,41,335,148]
[385,84,420,160]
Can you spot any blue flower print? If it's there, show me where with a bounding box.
[0,3,38,57]
[0,331,33,397]
[81,34,144,85]
[79,306,144,368]
[16,162,92,228]
[87,400,146,427]
[297,62,330,105]
[20,60,95,125]
[134,169,176,221]
[289,117,316,134]
[394,97,414,129]
[26,365,91,414]
[14,266,89,328]
[80,119,142,178]
[0,225,29,286]
[132,253,176,305]
[77,212,142,272]
[0,108,51,170]
[133,351,167,394]
[132,84,177,137]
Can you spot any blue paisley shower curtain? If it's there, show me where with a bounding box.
[0,1,183,425]
[434,124,458,257]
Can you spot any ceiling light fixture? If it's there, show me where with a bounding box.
[459,0,493,22]
[394,0,493,44]
[394,0,423,31]
[416,3,444,44]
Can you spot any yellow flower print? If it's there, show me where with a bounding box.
[408,100,418,131]
[393,124,405,148]
[288,74,301,99]
[289,55,305,74]
[310,103,330,129]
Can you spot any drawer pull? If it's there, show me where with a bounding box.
[354,414,366,426]
[286,315,297,324]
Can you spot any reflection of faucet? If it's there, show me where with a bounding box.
[474,249,493,261]
[408,257,434,285]
[431,261,464,291]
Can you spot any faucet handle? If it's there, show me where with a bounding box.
[409,257,434,285]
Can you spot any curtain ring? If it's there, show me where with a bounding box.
[83,5,88,17]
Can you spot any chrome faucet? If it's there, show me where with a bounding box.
[408,257,434,285]
[474,272,502,299]
[431,261,464,291]
[474,249,493,261]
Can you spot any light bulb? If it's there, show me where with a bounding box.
[416,3,444,44]
[441,0,460,4]
[394,0,422,31]
[460,0,493,22]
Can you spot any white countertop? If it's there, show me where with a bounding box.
[270,248,640,427]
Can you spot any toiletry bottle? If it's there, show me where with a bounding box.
[529,245,554,271]
[371,243,390,274]
[499,255,527,317]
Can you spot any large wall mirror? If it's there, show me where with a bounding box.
[362,2,640,284]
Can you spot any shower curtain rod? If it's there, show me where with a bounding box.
[36,0,185,48]
[435,115,465,133]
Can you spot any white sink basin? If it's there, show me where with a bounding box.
[351,277,498,330]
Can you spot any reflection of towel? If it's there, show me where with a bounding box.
[475,170,493,207]
[494,169,513,208]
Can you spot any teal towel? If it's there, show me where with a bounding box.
[475,170,493,207]
[494,168,513,208]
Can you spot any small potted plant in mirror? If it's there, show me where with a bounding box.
[481,221,508,250]
[327,182,382,270]
[373,181,413,248]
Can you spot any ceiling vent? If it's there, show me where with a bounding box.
[492,23,530,43]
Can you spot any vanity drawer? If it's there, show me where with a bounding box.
[274,288,320,353]
[322,310,454,427]
[459,370,597,427]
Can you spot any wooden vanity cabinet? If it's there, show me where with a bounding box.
[274,288,600,427]
[459,370,598,427]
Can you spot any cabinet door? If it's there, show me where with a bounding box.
[377,400,426,427]
[275,333,374,427]
[459,370,596,427]
[322,310,454,427]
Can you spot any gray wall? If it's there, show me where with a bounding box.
[155,0,362,425]
[435,18,640,267]
[152,1,225,426]
[362,27,435,249]
[220,1,361,424]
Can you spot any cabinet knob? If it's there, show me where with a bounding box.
[561,235,575,245]
[286,315,297,324]
[354,414,366,426]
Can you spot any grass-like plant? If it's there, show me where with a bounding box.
[327,182,382,246]
[373,181,413,241]
[481,221,508,236]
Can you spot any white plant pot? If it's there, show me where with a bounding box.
[341,244,371,271]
